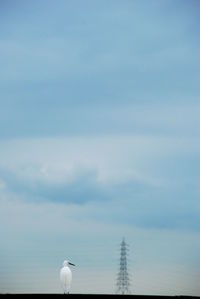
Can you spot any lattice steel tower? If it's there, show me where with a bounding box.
[116,238,131,294]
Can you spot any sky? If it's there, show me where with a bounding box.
[0,0,199,295]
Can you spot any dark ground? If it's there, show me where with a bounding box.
[0,294,199,298]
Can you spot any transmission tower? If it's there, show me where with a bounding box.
[116,238,131,294]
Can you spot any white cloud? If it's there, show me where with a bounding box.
[0,178,6,189]
[0,133,197,185]
[0,134,198,232]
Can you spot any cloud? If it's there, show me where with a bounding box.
[0,165,110,204]
[0,91,199,138]
[0,0,199,295]
[0,134,199,231]
[0,0,199,106]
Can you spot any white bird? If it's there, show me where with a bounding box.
[60,260,75,294]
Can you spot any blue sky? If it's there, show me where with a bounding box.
[0,0,199,295]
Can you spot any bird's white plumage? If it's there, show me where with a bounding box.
[60,260,73,294]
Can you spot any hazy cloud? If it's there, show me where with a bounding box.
[0,0,199,294]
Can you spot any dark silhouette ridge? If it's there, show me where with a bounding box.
[0,294,199,298]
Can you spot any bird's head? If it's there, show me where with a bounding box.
[63,260,75,267]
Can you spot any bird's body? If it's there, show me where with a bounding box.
[60,260,75,294]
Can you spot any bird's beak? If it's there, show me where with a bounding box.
[69,262,75,266]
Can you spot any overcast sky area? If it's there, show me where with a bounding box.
[0,0,200,295]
